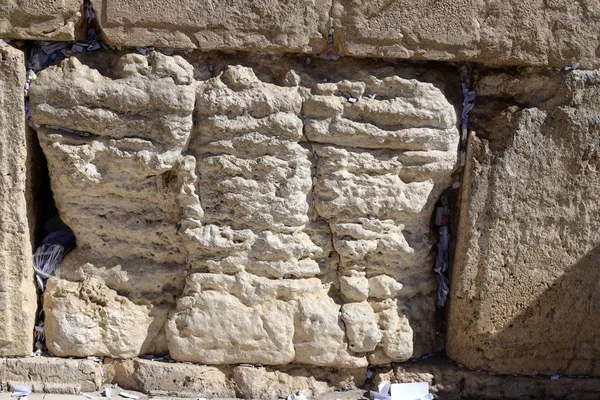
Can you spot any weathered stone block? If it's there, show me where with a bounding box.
[447,69,600,375]
[0,357,102,393]
[333,0,600,68]
[166,272,366,367]
[30,52,196,358]
[306,75,458,358]
[30,53,459,364]
[233,365,366,399]
[90,0,330,53]
[0,42,37,356]
[105,358,235,398]
[0,0,84,41]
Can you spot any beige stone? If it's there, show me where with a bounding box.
[369,275,403,300]
[167,272,366,368]
[29,54,459,364]
[0,0,83,41]
[0,357,102,393]
[30,53,197,264]
[90,0,330,53]
[185,65,329,280]
[333,0,600,68]
[447,69,600,376]
[233,365,366,399]
[0,42,37,356]
[340,302,381,353]
[306,74,458,357]
[339,271,369,303]
[43,278,154,358]
[105,358,235,398]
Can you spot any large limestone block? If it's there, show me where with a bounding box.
[233,365,366,399]
[305,74,458,358]
[30,52,198,358]
[0,357,103,394]
[185,65,332,279]
[447,69,600,376]
[167,272,367,368]
[44,252,186,356]
[43,278,155,358]
[106,358,235,398]
[30,53,197,264]
[90,0,330,53]
[333,0,600,68]
[0,0,83,41]
[0,42,37,356]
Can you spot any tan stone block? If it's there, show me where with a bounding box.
[0,0,84,41]
[105,358,235,398]
[447,69,600,375]
[233,365,366,399]
[0,42,37,356]
[90,0,330,53]
[333,0,600,68]
[0,357,102,393]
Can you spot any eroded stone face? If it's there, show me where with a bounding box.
[90,0,330,53]
[0,0,83,41]
[0,42,37,356]
[30,52,458,363]
[447,69,600,376]
[333,0,600,68]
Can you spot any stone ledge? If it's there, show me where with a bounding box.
[3,356,600,399]
[0,357,103,393]
[373,356,600,400]
[105,358,367,399]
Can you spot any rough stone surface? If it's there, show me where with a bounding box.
[0,42,37,356]
[105,358,366,399]
[105,358,235,398]
[30,52,196,358]
[373,356,600,400]
[0,357,102,393]
[0,0,84,41]
[333,0,600,68]
[29,52,458,364]
[90,0,330,53]
[447,69,600,376]
[43,278,155,358]
[233,365,366,399]
[305,75,458,359]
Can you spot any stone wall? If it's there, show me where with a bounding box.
[2,1,600,398]
[27,52,458,366]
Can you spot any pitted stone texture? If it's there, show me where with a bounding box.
[0,357,102,394]
[30,52,197,358]
[185,65,332,280]
[29,55,459,364]
[105,358,235,398]
[0,42,37,356]
[45,252,185,356]
[30,53,196,264]
[333,0,600,68]
[90,0,330,53]
[447,69,600,376]
[167,272,366,368]
[44,277,155,358]
[306,75,458,359]
[233,365,366,399]
[0,0,83,41]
